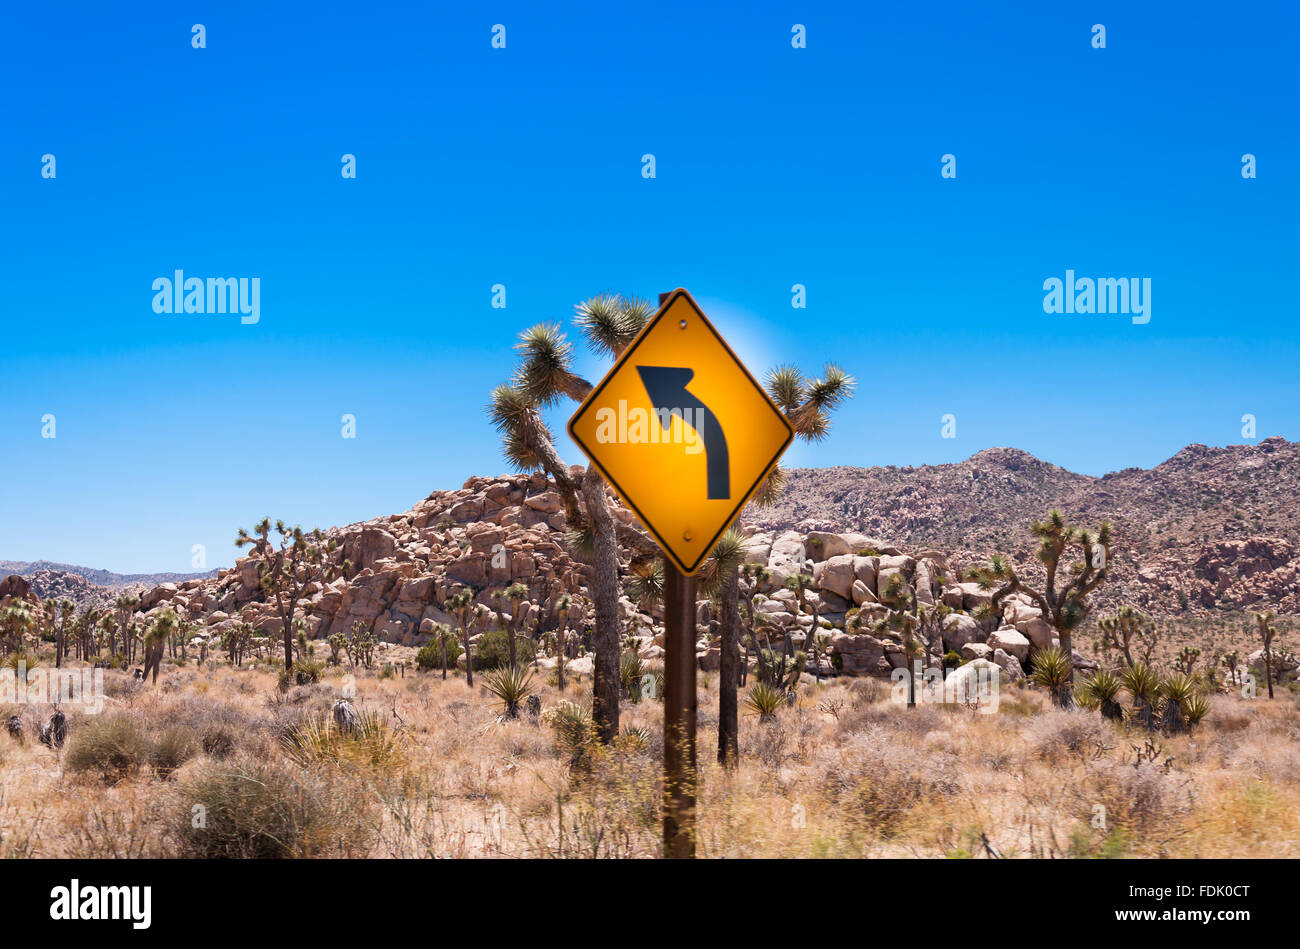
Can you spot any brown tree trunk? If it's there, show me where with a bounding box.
[717,566,740,767]
[464,627,474,687]
[1059,626,1075,686]
[583,467,621,744]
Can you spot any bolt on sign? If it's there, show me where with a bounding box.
[567,288,794,574]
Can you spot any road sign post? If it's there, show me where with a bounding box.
[566,287,795,860]
[661,558,697,858]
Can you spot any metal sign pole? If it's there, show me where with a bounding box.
[662,557,697,858]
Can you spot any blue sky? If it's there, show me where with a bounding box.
[2,0,1297,573]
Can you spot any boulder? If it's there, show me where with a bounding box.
[944,658,999,702]
[957,582,993,611]
[812,555,856,600]
[992,648,1025,681]
[829,632,888,676]
[960,642,992,661]
[850,578,877,606]
[941,612,979,651]
[987,627,1031,662]
[0,575,30,599]
[913,559,937,606]
[1015,617,1055,650]
[853,556,879,593]
[941,586,965,610]
[805,532,853,561]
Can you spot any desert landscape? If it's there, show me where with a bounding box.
[2,431,1297,859]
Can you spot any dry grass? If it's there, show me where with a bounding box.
[0,656,1297,858]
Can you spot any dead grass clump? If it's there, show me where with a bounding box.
[1024,709,1111,761]
[64,714,152,784]
[1084,758,1193,840]
[149,726,197,779]
[819,727,962,831]
[172,755,377,857]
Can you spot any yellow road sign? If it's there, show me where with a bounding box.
[567,289,794,574]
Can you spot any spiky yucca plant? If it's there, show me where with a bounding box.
[281,709,402,768]
[744,682,785,723]
[1030,646,1074,708]
[616,725,652,755]
[1160,673,1197,734]
[1081,667,1124,721]
[481,664,536,719]
[543,700,597,766]
[620,650,646,701]
[1121,662,1160,730]
[1183,693,1210,729]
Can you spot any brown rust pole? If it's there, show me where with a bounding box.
[662,557,697,858]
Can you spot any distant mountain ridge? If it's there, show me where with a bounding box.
[0,560,217,589]
[747,436,1300,615]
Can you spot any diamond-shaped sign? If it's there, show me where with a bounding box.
[567,289,794,574]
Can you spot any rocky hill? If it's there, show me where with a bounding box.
[749,437,1300,617]
[7,440,1296,681]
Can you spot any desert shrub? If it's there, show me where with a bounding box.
[819,727,962,833]
[294,658,324,685]
[471,629,535,671]
[149,726,197,779]
[744,682,785,722]
[1024,709,1110,761]
[416,637,462,670]
[1085,758,1193,838]
[281,708,403,769]
[172,756,376,857]
[542,700,597,767]
[65,714,151,784]
[620,651,646,700]
[481,664,536,718]
[201,726,238,759]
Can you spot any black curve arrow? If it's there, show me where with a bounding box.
[635,365,730,500]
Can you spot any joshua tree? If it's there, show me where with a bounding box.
[784,571,819,665]
[553,593,573,692]
[968,510,1112,687]
[113,593,140,658]
[431,622,454,679]
[1174,645,1202,675]
[737,564,770,687]
[142,609,173,684]
[55,599,73,668]
[1221,649,1242,687]
[224,622,253,666]
[235,518,348,672]
[502,582,530,668]
[698,529,747,766]
[490,295,853,746]
[446,590,476,686]
[1254,610,1279,699]
[1097,605,1150,669]
[0,601,33,656]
